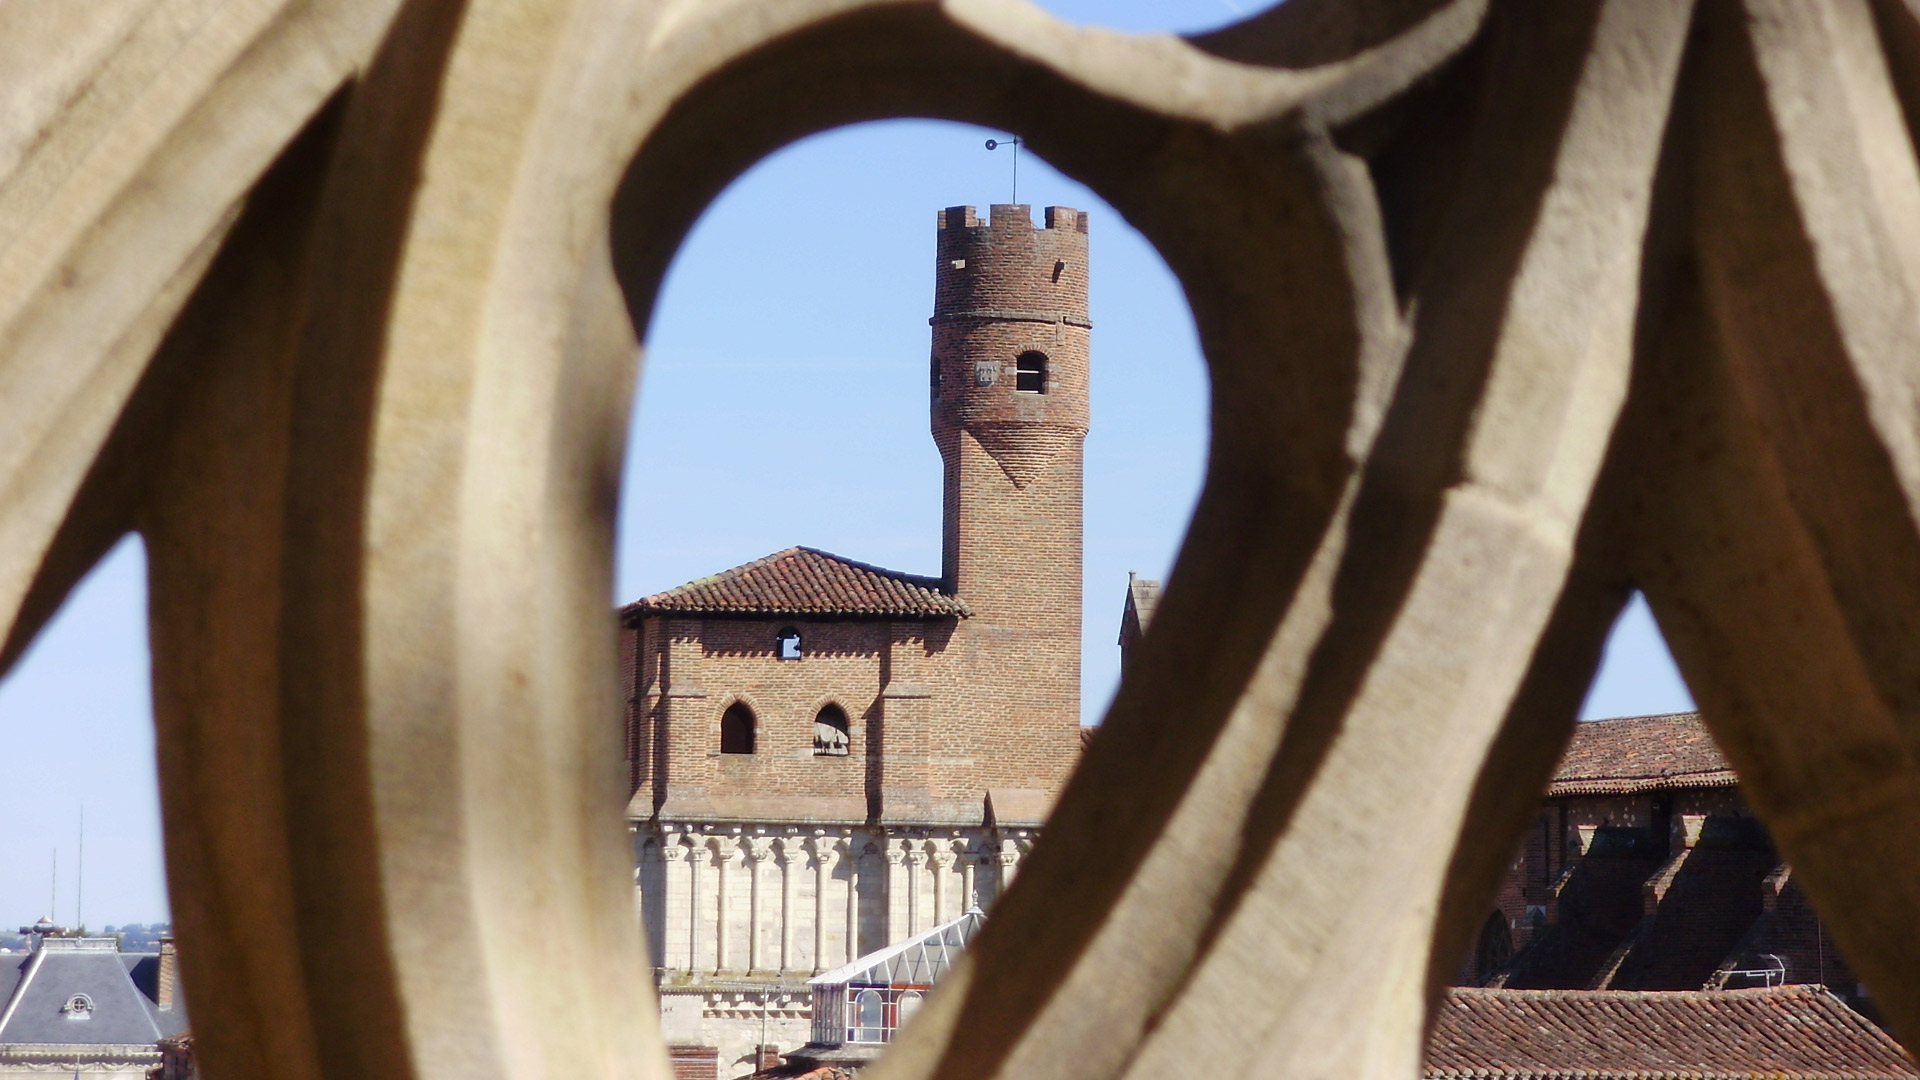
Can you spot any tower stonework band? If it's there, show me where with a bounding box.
[621,205,1089,1072]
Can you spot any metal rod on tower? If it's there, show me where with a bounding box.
[984,136,1022,204]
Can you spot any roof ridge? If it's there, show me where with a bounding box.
[623,547,969,620]
[0,950,42,1038]
[1447,985,1816,999]
[1580,711,1704,724]
[790,546,948,591]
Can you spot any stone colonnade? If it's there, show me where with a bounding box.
[635,825,1033,978]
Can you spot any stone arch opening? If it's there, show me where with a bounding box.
[720,702,756,755]
[814,704,850,757]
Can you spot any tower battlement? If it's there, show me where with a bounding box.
[936,204,1089,232]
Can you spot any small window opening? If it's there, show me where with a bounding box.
[63,994,93,1019]
[777,627,802,661]
[814,704,850,756]
[720,703,756,755]
[1015,351,1047,393]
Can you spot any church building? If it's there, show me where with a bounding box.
[621,204,1090,1072]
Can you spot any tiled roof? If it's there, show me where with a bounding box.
[745,1067,856,1080]
[1428,987,1915,1080]
[622,548,969,620]
[1550,713,1736,796]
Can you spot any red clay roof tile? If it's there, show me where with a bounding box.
[1428,986,1915,1080]
[1550,713,1736,797]
[622,547,969,621]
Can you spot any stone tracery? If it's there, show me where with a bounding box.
[6,1,1920,1079]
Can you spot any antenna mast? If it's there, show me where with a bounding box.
[984,136,1023,204]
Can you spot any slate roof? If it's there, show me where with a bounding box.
[1118,573,1160,643]
[1550,713,1737,797]
[0,939,186,1049]
[622,547,969,621]
[1428,987,1915,1080]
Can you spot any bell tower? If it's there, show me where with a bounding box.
[928,203,1088,783]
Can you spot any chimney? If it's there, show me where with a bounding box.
[754,1045,783,1072]
[157,936,177,1010]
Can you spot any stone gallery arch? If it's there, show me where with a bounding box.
[5,1,1920,1079]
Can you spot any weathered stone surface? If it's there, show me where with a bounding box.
[6,2,1920,1080]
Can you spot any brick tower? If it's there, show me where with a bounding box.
[927,203,1089,812]
[624,205,1092,1070]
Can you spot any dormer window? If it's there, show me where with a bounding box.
[62,994,93,1019]
[777,627,802,661]
[1015,351,1047,393]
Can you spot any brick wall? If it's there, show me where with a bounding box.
[668,1045,718,1080]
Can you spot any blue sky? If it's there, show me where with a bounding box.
[0,0,1693,928]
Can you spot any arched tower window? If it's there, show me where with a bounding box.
[814,704,850,756]
[1015,350,1047,393]
[720,703,756,754]
[777,626,802,661]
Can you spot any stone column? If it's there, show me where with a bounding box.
[714,839,734,973]
[811,836,835,974]
[961,850,977,912]
[931,844,955,926]
[845,841,863,965]
[688,844,711,975]
[662,840,688,971]
[997,839,1020,895]
[749,839,773,972]
[781,841,806,973]
[885,843,907,944]
[907,846,928,936]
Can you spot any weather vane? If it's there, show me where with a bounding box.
[985,135,1022,204]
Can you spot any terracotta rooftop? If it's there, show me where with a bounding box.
[1428,986,1914,1080]
[622,547,969,621]
[1550,712,1736,797]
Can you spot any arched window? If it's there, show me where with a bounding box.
[814,704,850,756]
[1015,350,1047,393]
[777,626,802,661]
[62,994,93,1019]
[897,989,924,1031]
[852,989,885,1043]
[720,703,756,754]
